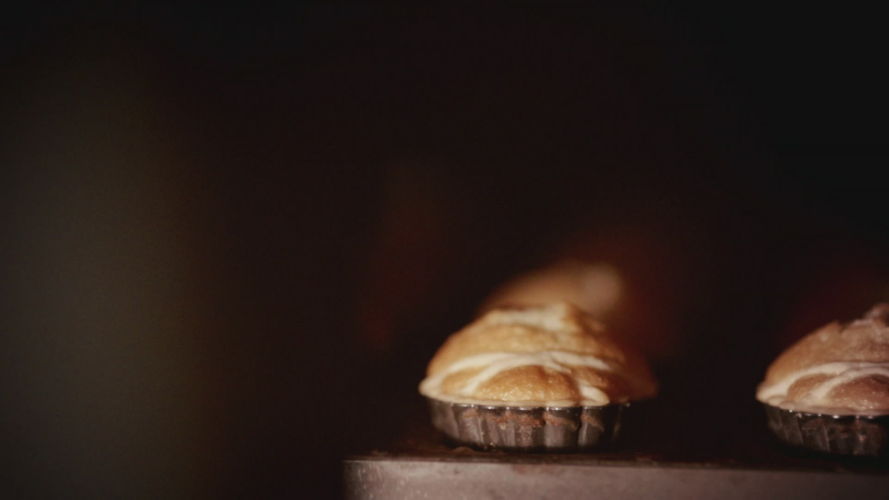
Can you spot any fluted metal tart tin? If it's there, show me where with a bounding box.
[763,403,889,456]
[427,397,627,451]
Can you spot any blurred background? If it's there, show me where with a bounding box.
[1,4,887,498]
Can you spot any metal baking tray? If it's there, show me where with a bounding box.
[345,397,889,499]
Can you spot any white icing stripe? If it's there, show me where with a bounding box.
[578,384,610,403]
[420,350,615,405]
[460,356,568,395]
[758,361,889,402]
[809,366,889,400]
[485,306,570,331]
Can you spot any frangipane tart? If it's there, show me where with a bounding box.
[419,302,656,450]
[756,304,889,456]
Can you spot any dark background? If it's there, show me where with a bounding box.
[2,5,887,498]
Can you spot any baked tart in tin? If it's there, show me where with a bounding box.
[757,304,889,456]
[419,302,656,450]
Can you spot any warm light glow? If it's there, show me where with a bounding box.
[481,260,623,318]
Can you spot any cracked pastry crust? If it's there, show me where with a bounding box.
[757,303,889,416]
[419,302,657,407]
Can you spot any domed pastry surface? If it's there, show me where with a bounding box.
[419,303,656,407]
[757,304,889,415]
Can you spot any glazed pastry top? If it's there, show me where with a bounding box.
[757,304,889,415]
[419,302,657,407]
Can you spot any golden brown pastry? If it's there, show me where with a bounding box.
[419,302,656,407]
[757,303,889,416]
